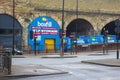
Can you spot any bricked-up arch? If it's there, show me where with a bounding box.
[66,18,94,37]
[0,14,23,50]
[101,20,117,35]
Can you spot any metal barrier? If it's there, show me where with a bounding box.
[0,53,3,71]
[23,44,61,54]
[0,51,11,75]
[23,43,120,54]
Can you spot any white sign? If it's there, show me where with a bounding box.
[36,35,41,41]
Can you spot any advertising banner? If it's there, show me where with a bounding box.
[28,16,60,50]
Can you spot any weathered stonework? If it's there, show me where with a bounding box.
[0,0,120,46]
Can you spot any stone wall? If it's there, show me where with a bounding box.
[0,0,120,46]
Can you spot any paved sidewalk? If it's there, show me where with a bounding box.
[3,52,120,77]
[81,58,120,67]
[12,54,77,58]
[3,54,69,77]
[4,64,67,77]
[41,54,77,58]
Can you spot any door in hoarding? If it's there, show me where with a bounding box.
[45,39,54,50]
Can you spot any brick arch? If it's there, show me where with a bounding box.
[101,19,119,35]
[66,18,94,37]
[16,10,120,45]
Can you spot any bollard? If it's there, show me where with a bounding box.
[7,52,11,74]
[4,51,12,75]
[117,50,119,59]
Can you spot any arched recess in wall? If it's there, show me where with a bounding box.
[101,20,117,35]
[66,18,94,37]
[0,14,23,50]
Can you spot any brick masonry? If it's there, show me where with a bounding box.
[0,0,120,46]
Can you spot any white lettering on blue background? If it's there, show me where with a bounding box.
[40,30,58,32]
[37,21,52,27]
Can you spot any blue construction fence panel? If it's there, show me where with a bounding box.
[79,36,87,44]
[64,37,72,50]
[64,36,86,50]
[64,35,117,50]
[107,35,117,43]
[88,35,103,44]
[87,35,117,44]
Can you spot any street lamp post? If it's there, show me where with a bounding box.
[61,0,65,57]
[115,19,120,59]
[70,33,74,55]
[12,0,15,55]
[34,31,38,55]
[75,0,78,54]
[76,0,78,19]
[103,28,108,55]
[116,33,119,59]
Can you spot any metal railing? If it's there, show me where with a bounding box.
[22,43,120,54]
[0,50,11,75]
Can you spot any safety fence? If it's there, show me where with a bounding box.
[22,43,120,54]
[0,51,11,75]
[77,43,120,52]
[23,44,61,54]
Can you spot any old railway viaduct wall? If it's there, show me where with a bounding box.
[0,0,120,46]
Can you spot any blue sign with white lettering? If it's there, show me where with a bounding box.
[89,35,103,44]
[107,35,116,43]
[28,16,61,50]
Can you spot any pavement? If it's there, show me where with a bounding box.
[2,52,120,77]
[81,51,120,67]
[2,54,77,77]
[81,58,120,67]
[40,54,77,58]
[12,53,77,58]
[3,54,70,77]
[4,64,67,77]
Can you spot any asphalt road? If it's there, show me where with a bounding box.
[4,52,120,80]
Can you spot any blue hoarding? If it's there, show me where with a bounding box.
[89,35,103,44]
[64,37,71,50]
[28,16,60,50]
[107,35,116,43]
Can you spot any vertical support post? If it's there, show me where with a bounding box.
[105,31,108,54]
[76,0,78,19]
[75,0,78,54]
[71,42,72,55]
[34,38,36,55]
[117,33,119,59]
[115,19,120,59]
[34,31,37,55]
[12,0,15,55]
[70,34,74,55]
[103,28,108,55]
[7,52,11,74]
[61,0,64,57]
